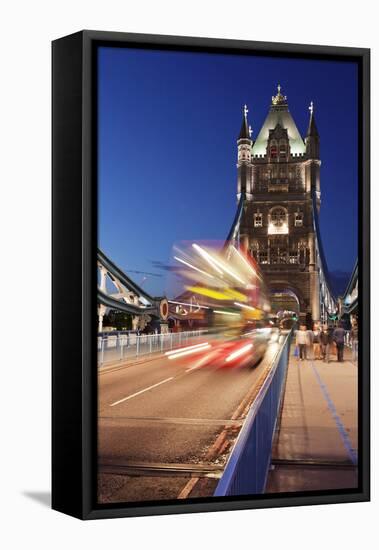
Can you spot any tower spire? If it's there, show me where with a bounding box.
[272,83,287,106]
[306,100,319,137]
[238,104,252,139]
[305,100,320,160]
[236,104,253,200]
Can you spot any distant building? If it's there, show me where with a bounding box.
[237,86,321,322]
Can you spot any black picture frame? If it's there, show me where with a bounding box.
[52,30,370,520]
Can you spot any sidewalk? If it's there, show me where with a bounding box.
[266,345,358,493]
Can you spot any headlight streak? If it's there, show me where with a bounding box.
[166,343,211,360]
[194,244,246,285]
[213,260,246,286]
[165,342,209,356]
[231,246,260,279]
[192,243,224,275]
[234,301,256,311]
[225,343,253,363]
[174,256,215,279]
[168,300,210,310]
[213,310,240,316]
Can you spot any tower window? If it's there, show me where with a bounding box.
[270,145,278,158]
[259,251,268,264]
[254,213,263,227]
[289,251,299,264]
[268,207,288,235]
[294,212,303,227]
[279,143,287,158]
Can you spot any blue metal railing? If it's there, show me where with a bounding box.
[214,331,291,496]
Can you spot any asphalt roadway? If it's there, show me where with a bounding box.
[98,337,282,504]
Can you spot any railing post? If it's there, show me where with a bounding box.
[101,338,105,365]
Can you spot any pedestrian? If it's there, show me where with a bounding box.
[295,324,309,361]
[312,323,322,359]
[351,320,358,363]
[320,324,330,362]
[333,322,346,362]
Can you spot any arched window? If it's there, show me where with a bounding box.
[268,207,288,235]
[271,207,286,226]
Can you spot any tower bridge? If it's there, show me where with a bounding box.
[98,86,355,328]
[97,85,358,503]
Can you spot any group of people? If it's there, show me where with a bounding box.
[295,320,358,363]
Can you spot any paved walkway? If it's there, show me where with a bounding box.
[266,344,358,493]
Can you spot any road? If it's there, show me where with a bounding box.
[98,336,282,504]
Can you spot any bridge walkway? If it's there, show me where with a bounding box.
[266,343,358,493]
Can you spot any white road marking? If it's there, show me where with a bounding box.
[110,377,174,407]
[185,365,200,372]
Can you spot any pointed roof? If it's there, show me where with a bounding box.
[306,101,319,137]
[238,104,252,140]
[252,85,306,156]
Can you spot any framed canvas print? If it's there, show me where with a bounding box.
[52,30,370,519]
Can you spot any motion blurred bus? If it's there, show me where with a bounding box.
[169,242,271,366]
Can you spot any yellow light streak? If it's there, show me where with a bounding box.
[187,286,246,302]
[187,286,231,301]
[224,288,247,301]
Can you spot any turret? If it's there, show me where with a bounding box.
[304,101,321,210]
[305,101,320,159]
[237,104,253,200]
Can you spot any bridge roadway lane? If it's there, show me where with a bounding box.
[98,339,280,503]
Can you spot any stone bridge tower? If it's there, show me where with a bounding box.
[237,86,321,323]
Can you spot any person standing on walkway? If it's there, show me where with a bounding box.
[320,324,331,363]
[295,324,310,361]
[312,323,322,359]
[351,320,358,363]
[333,322,346,362]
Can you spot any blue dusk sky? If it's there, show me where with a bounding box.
[98,46,358,298]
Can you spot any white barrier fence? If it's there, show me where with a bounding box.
[98,330,208,365]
